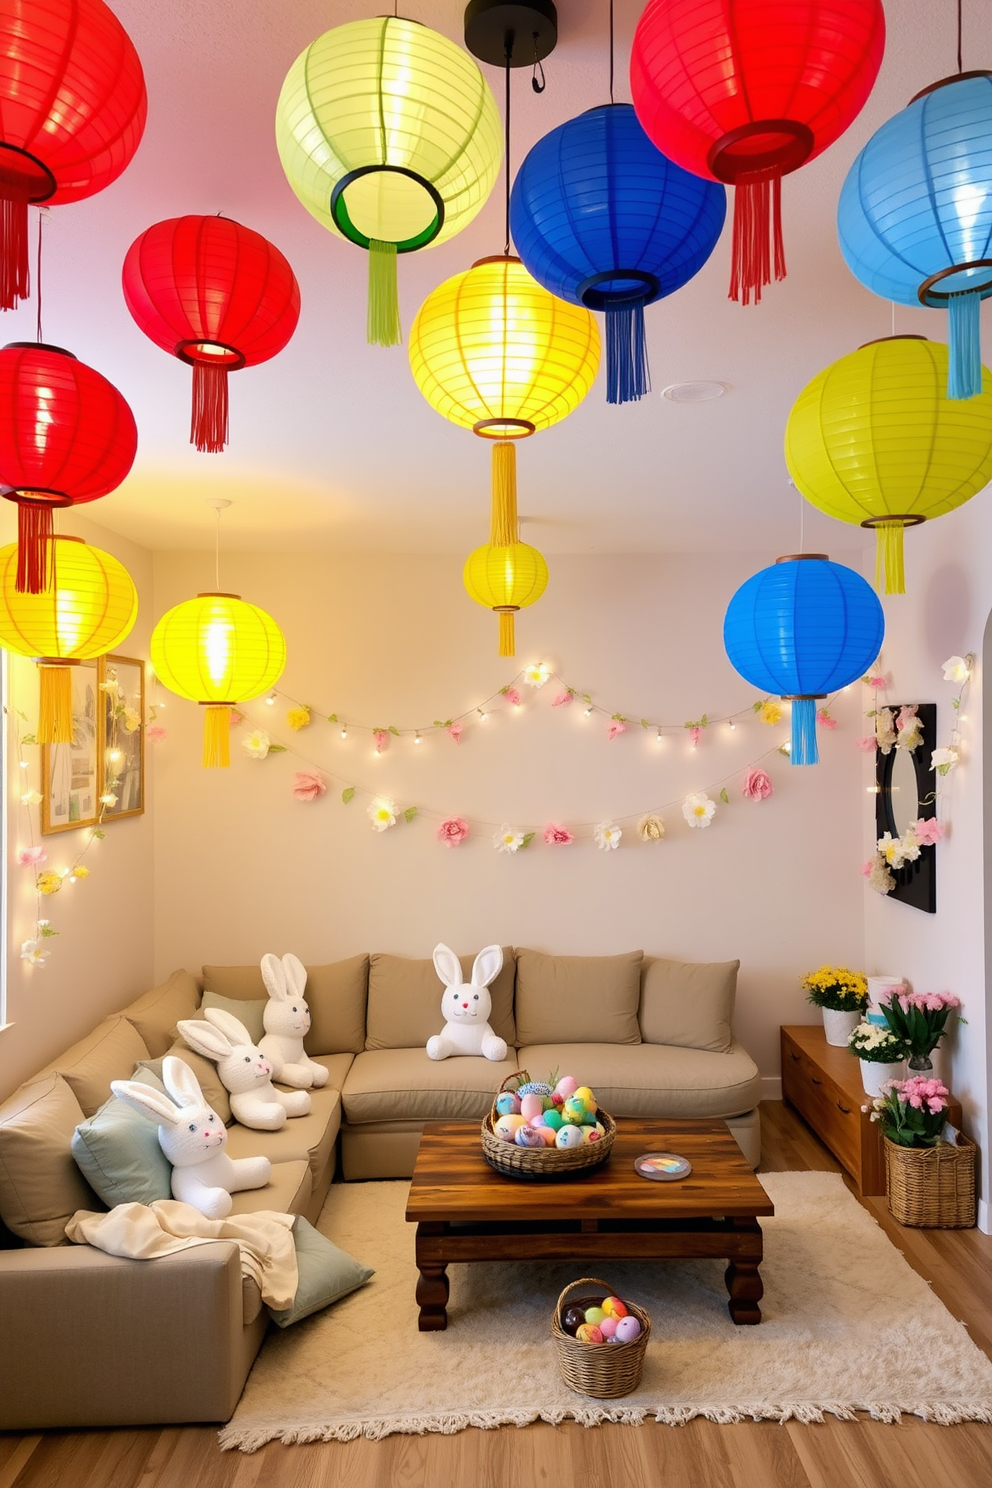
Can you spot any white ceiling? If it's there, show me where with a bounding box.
[5,0,983,556]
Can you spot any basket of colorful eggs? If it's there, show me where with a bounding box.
[552,1278,651,1398]
[481,1071,616,1179]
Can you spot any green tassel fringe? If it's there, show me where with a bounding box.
[367,239,402,347]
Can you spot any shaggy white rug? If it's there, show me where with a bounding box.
[219,1171,992,1451]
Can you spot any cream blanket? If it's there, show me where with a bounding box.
[65,1201,299,1310]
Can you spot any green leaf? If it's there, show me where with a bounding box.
[21,733,37,746]
[752,700,764,713]
[327,713,338,723]
[341,787,355,804]
[16,709,28,722]
[581,693,592,704]
[700,714,708,728]
[720,788,729,804]
[640,718,650,729]
[92,829,106,840]
[389,726,401,737]
[521,832,535,848]
[38,925,59,938]
[404,806,418,824]
[952,697,960,710]
[267,744,287,753]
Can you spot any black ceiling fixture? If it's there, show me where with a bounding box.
[464,0,557,68]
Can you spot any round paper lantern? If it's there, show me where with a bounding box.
[150,593,286,767]
[0,343,137,593]
[785,337,992,594]
[630,0,885,304]
[510,104,726,404]
[0,0,147,308]
[0,534,137,742]
[409,255,598,654]
[838,72,992,400]
[463,442,549,654]
[122,216,301,453]
[275,15,501,346]
[723,555,884,765]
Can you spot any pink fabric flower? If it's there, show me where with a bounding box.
[860,859,875,878]
[817,709,837,729]
[741,768,773,801]
[607,719,626,741]
[146,723,168,742]
[503,687,521,707]
[543,823,574,846]
[688,725,702,747]
[913,817,944,846]
[855,735,877,753]
[436,817,468,848]
[552,690,573,708]
[867,674,888,688]
[373,729,389,752]
[17,846,46,867]
[292,771,326,802]
[447,722,463,744]
[228,710,244,727]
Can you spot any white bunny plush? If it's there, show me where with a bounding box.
[110,1056,272,1220]
[176,1008,311,1130]
[426,944,508,1061]
[258,952,329,1089]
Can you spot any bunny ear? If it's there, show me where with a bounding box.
[472,945,503,989]
[260,953,288,1002]
[162,1055,206,1109]
[176,1018,233,1062]
[110,1079,181,1127]
[433,943,462,989]
[282,954,307,1000]
[202,1007,253,1046]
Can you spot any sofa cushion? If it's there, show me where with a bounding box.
[71,1067,174,1208]
[342,1048,520,1125]
[364,949,516,1051]
[514,950,642,1048]
[199,990,266,1045]
[269,1218,374,1328]
[51,1016,152,1118]
[516,1042,761,1120]
[639,956,739,1053]
[0,1073,101,1245]
[229,1159,311,1218]
[144,1043,232,1125]
[122,970,201,1058]
[201,955,370,1056]
[226,1087,342,1194]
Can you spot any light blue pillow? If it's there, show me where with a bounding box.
[71,1066,173,1207]
[268,1218,374,1328]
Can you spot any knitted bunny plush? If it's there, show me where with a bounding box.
[426,944,508,1062]
[110,1056,271,1220]
[176,1008,311,1130]
[258,952,329,1090]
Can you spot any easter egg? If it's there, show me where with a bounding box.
[614,1315,641,1343]
[551,1092,565,1107]
[582,1127,601,1144]
[515,1124,545,1148]
[594,1121,606,1136]
[494,1113,526,1142]
[562,1097,587,1125]
[574,1086,597,1113]
[538,1124,557,1146]
[555,1076,577,1099]
[555,1124,584,1150]
[583,1306,606,1327]
[601,1296,628,1320]
[542,1109,564,1131]
[517,1081,554,1098]
[530,1112,546,1126]
[576,1323,603,1344]
[598,1316,618,1340]
[494,1092,521,1117]
[562,1305,586,1335]
[520,1092,544,1123]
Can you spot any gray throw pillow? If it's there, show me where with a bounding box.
[71,1066,173,1207]
[268,1217,374,1328]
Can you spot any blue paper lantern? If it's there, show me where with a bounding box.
[723,555,884,765]
[838,73,992,401]
[509,104,726,405]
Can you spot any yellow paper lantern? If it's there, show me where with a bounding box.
[785,336,992,594]
[463,443,549,655]
[0,536,137,743]
[275,17,501,345]
[150,593,286,767]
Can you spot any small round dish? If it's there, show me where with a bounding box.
[633,1151,692,1181]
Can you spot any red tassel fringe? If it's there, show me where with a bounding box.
[191,361,230,453]
[0,192,30,310]
[729,176,786,306]
[16,503,54,594]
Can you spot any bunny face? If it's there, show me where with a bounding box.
[111,1055,230,1169]
[177,1010,274,1096]
[442,983,492,1024]
[161,1107,227,1167]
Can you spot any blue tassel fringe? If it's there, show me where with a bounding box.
[790,698,819,766]
[947,291,982,400]
[605,302,651,405]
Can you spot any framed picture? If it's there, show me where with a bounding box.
[98,655,145,822]
[41,660,100,834]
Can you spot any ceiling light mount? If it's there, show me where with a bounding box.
[661,381,728,403]
[464,0,557,68]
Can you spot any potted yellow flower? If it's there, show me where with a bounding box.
[802,966,868,1046]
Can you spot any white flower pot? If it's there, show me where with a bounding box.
[822,1008,861,1047]
[860,1059,907,1098]
[867,976,904,1015]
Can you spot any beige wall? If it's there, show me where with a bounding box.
[151,547,868,1090]
[1,510,155,1100]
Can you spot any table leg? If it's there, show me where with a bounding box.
[415,1262,450,1331]
[725,1219,764,1324]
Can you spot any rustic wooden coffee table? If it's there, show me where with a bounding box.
[405,1118,774,1331]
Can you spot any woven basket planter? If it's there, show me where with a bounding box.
[884,1133,977,1228]
[481,1072,615,1180]
[552,1278,651,1398]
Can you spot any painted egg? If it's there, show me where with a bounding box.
[554,1076,577,1099]
[555,1124,584,1149]
[614,1315,642,1343]
[551,1092,565,1107]
[538,1125,557,1146]
[581,1127,601,1144]
[495,1092,521,1117]
[599,1316,618,1341]
[515,1124,545,1148]
[574,1086,597,1113]
[583,1306,606,1327]
[520,1093,544,1123]
[494,1113,526,1142]
[562,1097,588,1125]
[516,1081,554,1098]
[562,1305,586,1335]
[530,1112,546,1126]
[594,1121,606,1136]
[542,1109,564,1131]
[601,1296,628,1320]
[575,1324,604,1344]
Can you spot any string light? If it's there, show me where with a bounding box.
[477,708,489,722]
[340,724,348,739]
[414,731,422,745]
[728,720,736,731]
[266,693,277,706]
[584,706,594,717]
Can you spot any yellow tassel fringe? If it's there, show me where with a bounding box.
[203,704,231,768]
[499,611,515,657]
[38,665,73,744]
[490,442,517,546]
[875,521,906,595]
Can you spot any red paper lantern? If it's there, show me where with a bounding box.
[0,0,147,309]
[630,0,885,304]
[122,216,301,454]
[0,342,137,593]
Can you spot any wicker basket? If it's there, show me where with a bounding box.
[552,1277,651,1398]
[884,1133,977,1228]
[481,1072,615,1180]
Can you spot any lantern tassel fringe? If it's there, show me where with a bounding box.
[499,611,515,657]
[790,697,819,766]
[875,521,906,596]
[16,504,54,594]
[729,176,786,306]
[0,192,30,311]
[947,290,983,400]
[203,705,232,768]
[38,666,73,745]
[367,240,402,347]
[191,362,229,453]
[491,442,517,546]
[605,302,651,404]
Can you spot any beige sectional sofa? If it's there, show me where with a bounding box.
[0,947,760,1430]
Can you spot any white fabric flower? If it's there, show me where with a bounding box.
[682,793,716,829]
[942,655,971,684]
[637,814,666,842]
[20,789,43,806]
[523,662,551,688]
[931,747,958,776]
[494,824,525,853]
[242,729,271,759]
[594,821,622,850]
[20,938,47,967]
[368,796,397,832]
[877,830,921,870]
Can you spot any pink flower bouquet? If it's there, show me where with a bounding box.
[878,989,961,1063]
[868,1075,950,1148]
